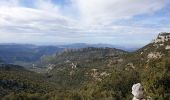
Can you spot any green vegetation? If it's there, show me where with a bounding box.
[1,37,170,99]
[40,47,126,89]
[0,44,63,66]
[0,64,55,99]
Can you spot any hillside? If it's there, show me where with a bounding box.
[109,32,170,99]
[0,58,3,64]
[0,44,63,67]
[42,32,170,99]
[57,43,138,51]
[0,64,57,99]
[41,47,126,64]
[0,43,134,67]
[64,32,170,99]
[38,47,127,89]
[0,33,170,100]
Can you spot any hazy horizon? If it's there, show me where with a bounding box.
[0,41,147,48]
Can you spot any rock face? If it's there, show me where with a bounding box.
[152,32,170,43]
[147,52,162,59]
[71,63,77,69]
[165,45,170,50]
[46,64,55,73]
[132,83,145,100]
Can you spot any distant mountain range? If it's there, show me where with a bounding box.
[56,43,139,51]
[0,44,63,65]
[0,43,139,51]
[0,32,170,99]
[0,43,138,66]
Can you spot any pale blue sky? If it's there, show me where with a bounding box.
[0,0,170,47]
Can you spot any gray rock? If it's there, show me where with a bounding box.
[132,83,145,100]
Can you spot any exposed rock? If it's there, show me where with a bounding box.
[46,64,55,73]
[91,68,97,72]
[71,63,77,69]
[32,64,39,69]
[140,52,143,55]
[165,45,170,50]
[100,72,110,77]
[117,58,123,62]
[132,83,145,100]
[159,43,164,46]
[69,70,75,76]
[152,32,170,43]
[132,83,152,100]
[65,60,71,63]
[147,52,162,59]
[126,63,135,69]
[90,69,102,81]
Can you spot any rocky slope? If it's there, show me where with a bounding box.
[39,47,127,88]
[0,32,170,99]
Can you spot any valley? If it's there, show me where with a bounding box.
[0,32,170,100]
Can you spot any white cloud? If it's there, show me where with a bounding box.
[73,0,168,25]
[0,6,76,33]
[0,0,170,46]
[0,0,19,7]
[34,0,60,13]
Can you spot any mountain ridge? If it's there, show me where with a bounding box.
[0,32,170,99]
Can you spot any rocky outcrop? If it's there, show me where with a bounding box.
[152,32,170,43]
[147,52,162,59]
[46,64,55,73]
[71,63,77,69]
[132,83,152,100]
[165,45,170,50]
[132,83,144,100]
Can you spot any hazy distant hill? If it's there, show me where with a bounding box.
[0,43,136,67]
[0,58,3,64]
[57,43,138,51]
[0,44,64,65]
[0,33,170,99]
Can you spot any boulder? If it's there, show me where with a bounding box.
[132,83,145,100]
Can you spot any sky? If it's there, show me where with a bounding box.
[0,0,170,47]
